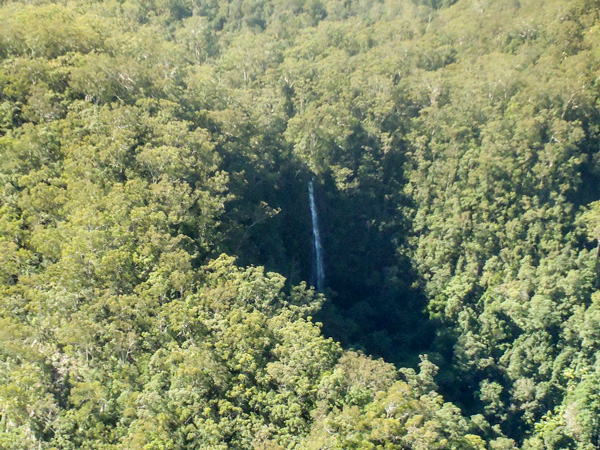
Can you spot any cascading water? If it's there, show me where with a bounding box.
[308,180,325,290]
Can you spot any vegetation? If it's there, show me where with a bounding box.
[1,0,600,448]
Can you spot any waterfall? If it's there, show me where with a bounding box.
[308,180,325,290]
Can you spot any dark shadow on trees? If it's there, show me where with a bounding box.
[215,132,442,369]
[312,175,437,368]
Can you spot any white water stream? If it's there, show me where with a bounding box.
[308,180,325,290]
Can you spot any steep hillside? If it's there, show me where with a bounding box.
[1,0,600,448]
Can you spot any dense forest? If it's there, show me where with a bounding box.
[1,0,600,448]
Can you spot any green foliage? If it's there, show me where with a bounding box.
[2,0,600,448]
